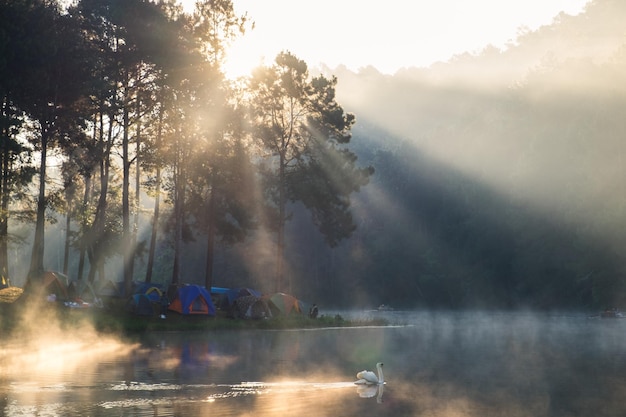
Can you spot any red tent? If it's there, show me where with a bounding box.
[24,271,69,300]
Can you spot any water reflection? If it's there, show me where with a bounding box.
[1,311,626,416]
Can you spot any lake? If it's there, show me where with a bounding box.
[1,310,625,416]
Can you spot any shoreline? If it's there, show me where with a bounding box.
[0,300,389,335]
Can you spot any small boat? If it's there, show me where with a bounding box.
[600,308,624,318]
[377,304,394,311]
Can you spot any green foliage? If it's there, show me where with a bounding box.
[249,51,373,253]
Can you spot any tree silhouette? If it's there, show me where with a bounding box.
[248,51,373,292]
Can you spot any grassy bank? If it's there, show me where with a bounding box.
[0,300,388,335]
[91,310,389,333]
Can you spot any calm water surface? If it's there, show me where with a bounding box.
[1,311,626,416]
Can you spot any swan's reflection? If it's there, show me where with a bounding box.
[356,383,384,403]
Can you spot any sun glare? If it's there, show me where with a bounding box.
[183,0,590,76]
[223,36,271,79]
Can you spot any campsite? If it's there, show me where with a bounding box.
[0,271,382,334]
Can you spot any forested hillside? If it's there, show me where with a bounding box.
[320,0,626,309]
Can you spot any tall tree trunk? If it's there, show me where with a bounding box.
[132,96,141,282]
[204,186,216,290]
[0,145,8,282]
[77,174,92,281]
[171,129,184,288]
[145,109,164,284]
[88,104,113,284]
[172,193,182,288]
[78,112,99,282]
[276,150,286,292]
[0,97,10,281]
[145,163,161,283]
[28,128,48,281]
[122,81,132,296]
[88,152,107,283]
[63,199,71,275]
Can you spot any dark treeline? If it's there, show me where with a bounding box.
[4,0,626,311]
[0,0,371,298]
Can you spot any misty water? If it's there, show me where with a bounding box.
[1,310,626,416]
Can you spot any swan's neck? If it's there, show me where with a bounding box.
[376,364,384,384]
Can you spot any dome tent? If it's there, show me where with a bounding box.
[264,292,302,316]
[231,295,272,319]
[168,285,216,316]
[133,282,164,302]
[23,271,69,301]
[127,293,155,316]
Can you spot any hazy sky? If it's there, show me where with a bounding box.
[183,0,590,76]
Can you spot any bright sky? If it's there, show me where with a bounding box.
[183,0,590,77]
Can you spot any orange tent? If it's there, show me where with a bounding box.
[264,292,302,315]
[168,285,216,316]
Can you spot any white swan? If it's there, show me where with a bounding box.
[356,383,385,403]
[355,362,384,385]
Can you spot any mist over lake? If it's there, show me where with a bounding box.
[2,311,625,416]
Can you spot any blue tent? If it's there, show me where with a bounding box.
[128,294,155,316]
[133,282,165,302]
[210,286,230,295]
[210,287,230,310]
[134,282,164,294]
[169,285,216,316]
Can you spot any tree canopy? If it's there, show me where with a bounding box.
[0,0,371,304]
